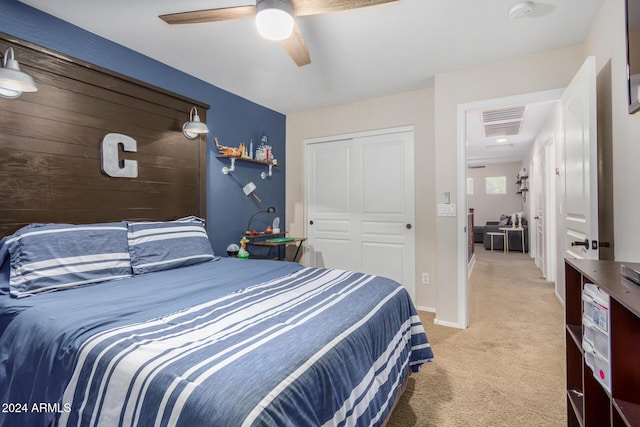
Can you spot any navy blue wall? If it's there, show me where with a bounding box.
[0,0,286,256]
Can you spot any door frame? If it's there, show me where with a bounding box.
[533,147,544,272]
[456,89,564,329]
[545,136,559,298]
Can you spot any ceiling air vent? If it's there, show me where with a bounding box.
[484,122,521,137]
[482,105,525,137]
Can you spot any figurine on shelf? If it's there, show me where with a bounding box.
[215,136,242,157]
[237,236,250,259]
[256,134,273,162]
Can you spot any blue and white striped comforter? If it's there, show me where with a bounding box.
[0,260,432,427]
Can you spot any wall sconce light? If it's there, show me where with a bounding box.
[246,206,276,234]
[518,167,528,179]
[255,0,294,41]
[0,47,38,99]
[183,106,210,139]
[517,167,529,202]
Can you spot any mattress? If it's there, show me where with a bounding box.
[0,257,432,426]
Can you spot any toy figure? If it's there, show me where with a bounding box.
[237,236,250,259]
[215,136,242,157]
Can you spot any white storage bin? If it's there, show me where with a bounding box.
[583,283,610,333]
[583,315,610,359]
[592,348,611,393]
[582,339,611,393]
[582,340,595,370]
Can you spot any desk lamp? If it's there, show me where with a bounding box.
[246,206,276,234]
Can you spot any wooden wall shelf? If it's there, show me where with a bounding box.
[216,155,279,177]
[216,155,278,166]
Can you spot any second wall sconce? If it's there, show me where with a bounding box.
[516,167,529,202]
[183,106,209,139]
[0,47,38,99]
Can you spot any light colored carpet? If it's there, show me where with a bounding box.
[388,245,566,427]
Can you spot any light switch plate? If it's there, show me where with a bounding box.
[437,203,456,217]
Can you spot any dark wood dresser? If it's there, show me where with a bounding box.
[565,258,640,426]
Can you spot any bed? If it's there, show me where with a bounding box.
[0,218,433,427]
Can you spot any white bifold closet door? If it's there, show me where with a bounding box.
[305,128,415,300]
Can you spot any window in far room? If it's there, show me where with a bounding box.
[467,178,474,195]
[485,176,506,195]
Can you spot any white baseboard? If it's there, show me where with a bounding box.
[434,318,465,329]
[554,290,565,307]
[420,307,467,329]
[468,255,476,278]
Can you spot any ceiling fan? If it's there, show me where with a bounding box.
[159,0,399,67]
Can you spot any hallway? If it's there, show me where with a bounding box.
[389,244,566,426]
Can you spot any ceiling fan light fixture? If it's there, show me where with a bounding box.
[256,0,294,41]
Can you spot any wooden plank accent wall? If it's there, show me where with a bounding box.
[0,33,209,237]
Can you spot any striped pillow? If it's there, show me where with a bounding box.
[127,217,215,274]
[6,222,132,298]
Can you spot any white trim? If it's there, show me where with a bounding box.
[434,318,465,329]
[457,88,565,331]
[555,290,565,308]
[528,155,536,261]
[456,104,469,330]
[545,135,558,286]
[467,254,476,278]
[416,306,436,313]
[304,126,414,145]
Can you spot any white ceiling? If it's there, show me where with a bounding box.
[466,99,559,166]
[19,0,603,115]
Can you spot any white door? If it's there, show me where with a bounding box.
[357,132,415,292]
[306,128,416,300]
[305,139,355,271]
[534,148,545,275]
[561,56,598,261]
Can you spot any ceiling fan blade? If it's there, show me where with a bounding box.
[282,22,311,67]
[159,6,256,25]
[291,0,399,17]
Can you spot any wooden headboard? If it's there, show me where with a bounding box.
[0,33,208,237]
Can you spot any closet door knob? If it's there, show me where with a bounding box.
[406,224,412,230]
[309,220,314,225]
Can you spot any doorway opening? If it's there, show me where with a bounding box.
[456,89,564,328]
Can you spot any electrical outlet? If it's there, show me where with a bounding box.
[421,273,430,285]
